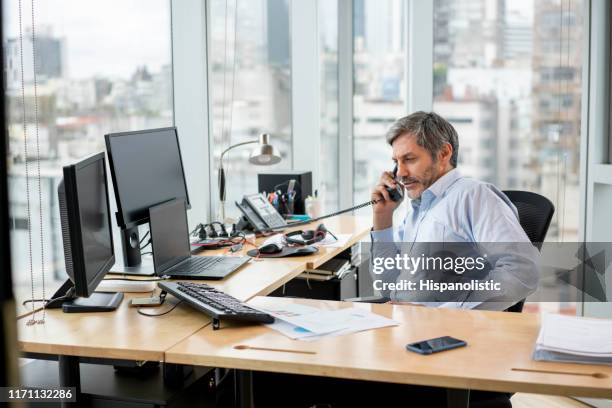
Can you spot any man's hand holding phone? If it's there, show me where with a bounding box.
[372,167,404,231]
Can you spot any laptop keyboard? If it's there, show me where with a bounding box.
[170,256,226,274]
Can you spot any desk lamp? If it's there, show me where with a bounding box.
[218,133,281,221]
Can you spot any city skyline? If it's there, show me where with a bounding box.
[4,0,171,79]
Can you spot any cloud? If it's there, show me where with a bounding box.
[4,0,171,78]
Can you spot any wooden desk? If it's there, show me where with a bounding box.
[166,297,612,400]
[203,215,371,270]
[205,215,371,300]
[17,216,372,358]
[289,215,371,269]
[17,292,211,362]
[16,215,372,406]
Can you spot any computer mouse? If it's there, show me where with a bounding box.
[258,243,284,254]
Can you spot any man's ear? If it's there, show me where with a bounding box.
[438,142,453,166]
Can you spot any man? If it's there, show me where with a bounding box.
[255,112,540,408]
[370,111,539,311]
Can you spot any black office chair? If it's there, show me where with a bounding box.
[501,190,554,313]
[503,190,554,252]
[470,190,554,408]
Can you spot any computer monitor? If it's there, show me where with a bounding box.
[47,152,123,312]
[105,127,190,275]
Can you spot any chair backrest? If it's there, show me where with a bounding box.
[502,190,555,313]
[503,190,554,251]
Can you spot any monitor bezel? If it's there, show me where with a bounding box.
[63,151,115,297]
[104,126,191,229]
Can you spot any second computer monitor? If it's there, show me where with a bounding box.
[105,127,190,229]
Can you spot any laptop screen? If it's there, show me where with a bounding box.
[149,199,190,274]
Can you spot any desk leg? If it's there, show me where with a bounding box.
[235,370,254,408]
[58,355,81,407]
[446,388,469,408]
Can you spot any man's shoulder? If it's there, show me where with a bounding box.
[450,177,514,207]
[452,177,500,197]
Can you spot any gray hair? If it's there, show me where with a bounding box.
[386,111,459,167]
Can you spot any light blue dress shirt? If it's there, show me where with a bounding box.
[370,168,540,311]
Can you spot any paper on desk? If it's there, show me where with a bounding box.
[264,319,321,340]
[258,303,348,334]
[315,233,352,248]
[537,313,612,357]
[297,308,399,341]
[259,303,399,340]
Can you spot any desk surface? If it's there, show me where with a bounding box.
[165,297,612,399]
[17,215,372,360]
[203,215,372,301]
[203,215,372,271]
[17,293,211,361]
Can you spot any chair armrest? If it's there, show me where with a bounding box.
[343,295,389,304]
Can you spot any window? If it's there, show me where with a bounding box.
[208,0,292,220]
[433,0,584,314]
[5,0,173,311]
[353,0,406,204]
[319,0,339,211]
[433,0,583,242]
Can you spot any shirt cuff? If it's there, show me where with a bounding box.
[370,227,394,242]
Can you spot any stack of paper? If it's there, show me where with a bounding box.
[534,313,612,365]
[299,258,352,281]
[256,302,398,341]
[304,258,350,276]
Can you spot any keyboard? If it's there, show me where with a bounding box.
[163,256,250,280]
[171,256,224,273]
[158,281,275,329]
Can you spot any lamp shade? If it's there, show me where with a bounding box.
[248,133,281,165]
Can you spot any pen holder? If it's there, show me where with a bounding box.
[304,196,322,219]
[268,192,295,216]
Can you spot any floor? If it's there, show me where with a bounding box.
[512,393,593,408]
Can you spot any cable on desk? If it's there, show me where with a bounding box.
[22,298,48,306]
[137,300,183,317]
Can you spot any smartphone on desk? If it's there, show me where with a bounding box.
[406,336,467,355]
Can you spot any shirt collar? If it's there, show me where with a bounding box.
[426,168,462,198]
[410,168,462,210]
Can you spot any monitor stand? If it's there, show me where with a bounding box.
[110,258,155,276]
[46,280,124,313]
[61,292,123,313]
[109,225,156,276]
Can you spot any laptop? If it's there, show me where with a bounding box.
[149,199,249,279]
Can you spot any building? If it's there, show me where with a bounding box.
[435,98,498,183]
[530,0,583,241]
[5,26,66,90]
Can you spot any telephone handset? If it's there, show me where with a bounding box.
[235,193,287,232]
[235,166,402,233]
[385,164,404,202]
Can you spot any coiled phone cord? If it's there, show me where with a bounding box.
[258,197,383,233]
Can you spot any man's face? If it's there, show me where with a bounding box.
[391,134,444,200]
